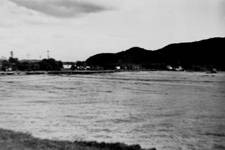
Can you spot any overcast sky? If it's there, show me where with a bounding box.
[0,0,224,61]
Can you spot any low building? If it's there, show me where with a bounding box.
[85,66,91,70]
[166,65,173,70]
[174,66,183,71]
[115,66,121,70]
[63,64,72,70]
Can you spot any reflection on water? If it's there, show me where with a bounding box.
[0,71,225,150]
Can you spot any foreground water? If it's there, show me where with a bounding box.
[0,71,225,150]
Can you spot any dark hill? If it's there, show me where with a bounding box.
[86,37,225,70]
[116,47,154,64]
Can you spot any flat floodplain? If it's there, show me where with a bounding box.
[0,71,225,150]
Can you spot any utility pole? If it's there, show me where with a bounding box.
[10,51,14,58]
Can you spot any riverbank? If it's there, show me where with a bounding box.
[0,70,116,76]
[0,69,221,76]
[0,129,155,150]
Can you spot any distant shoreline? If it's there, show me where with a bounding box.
[0,128,155,150]
[0,69,220,76]
[0,70,116,76]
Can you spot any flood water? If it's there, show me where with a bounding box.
[0,71,225,150]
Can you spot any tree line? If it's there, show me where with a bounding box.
[0,57,63,71]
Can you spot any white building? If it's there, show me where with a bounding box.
[63,64,72,70]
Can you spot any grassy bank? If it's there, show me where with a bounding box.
[0,70,116,76]
[0,129,156,150]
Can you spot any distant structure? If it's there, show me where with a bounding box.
[10,51,14,58]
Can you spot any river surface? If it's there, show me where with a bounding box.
[0,71,225,150]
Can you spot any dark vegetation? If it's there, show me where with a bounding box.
[0,58,63,71]
[86,37,225,71]
[0,129,156,150]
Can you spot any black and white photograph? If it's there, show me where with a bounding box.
[0,0,225,150]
